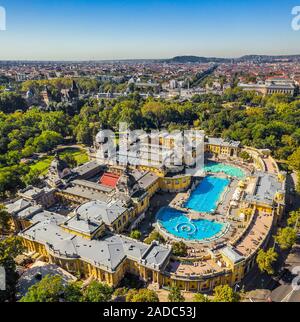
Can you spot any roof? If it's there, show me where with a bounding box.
[17,261,77,297]
[73,160,103,178]
[131,170,158,190]
[63,199,127,234]
[99,172,120,188]
[6,199,31,214]
[244,172,284,205]
[220,246,245,264]
[72,179,113,193]
[28,210,66,225]
[207,137,241,148]
[20,222,171,272]
[62,185,110,202]
[15,205,44,220]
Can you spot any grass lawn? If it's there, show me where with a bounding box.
[30,147,89,175]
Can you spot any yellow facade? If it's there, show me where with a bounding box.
[159,175,191,192]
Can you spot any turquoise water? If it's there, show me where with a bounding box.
[184,176,230,213]
[204,161,245,178]
[157,207,224,241]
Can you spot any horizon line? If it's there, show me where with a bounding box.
[1,53,300,63]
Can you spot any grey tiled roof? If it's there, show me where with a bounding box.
[207,137,241,148]
[20,221,171,272]
[244,172,284,205]
[6,199,31,214]
[63,200,127,234]
[15,205,44,220]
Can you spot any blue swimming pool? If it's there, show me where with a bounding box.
[184,176,230,213]
[157,207,224,241]
[204,161,245,178]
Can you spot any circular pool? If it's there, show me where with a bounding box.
[157,207,224,242]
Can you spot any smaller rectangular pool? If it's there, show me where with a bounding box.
[184,176,230,213]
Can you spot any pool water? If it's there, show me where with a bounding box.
[157,207,224,241]
[204,161,245,178]
[184,176,230,213]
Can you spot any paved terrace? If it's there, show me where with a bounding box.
[167,258,225,277]
[264,157,278,174]
[233,211,273,257]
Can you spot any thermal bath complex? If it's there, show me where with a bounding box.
[7,133,286,293]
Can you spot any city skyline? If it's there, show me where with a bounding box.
[0,0,299,60]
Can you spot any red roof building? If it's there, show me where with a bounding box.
[99,172,120,188]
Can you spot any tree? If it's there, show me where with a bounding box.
[193,293,211,302]
[275,227,297,250]
[0,236,23,302]
[0,204,11,234]
[213,285,240,302]
[172,241,188,257]
[0,92,27,113]
[256,248,278,275]
[21,168,42,187]
[20,275,64,302]
[64,282,83,302]
[168,286,185,302]
[144,231,165,244]
[287,210,300,230]
[288,148,300,193]
[61,153,77,169]
[0,165,28,198]
[288,147,300,172]
[126,289,159,302]
[239,151,251,162]
[33,131,63,153]
[130,230,142,240]
[82,281,113,302]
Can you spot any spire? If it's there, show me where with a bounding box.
[71,80,78,91]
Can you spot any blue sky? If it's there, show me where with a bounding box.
[0,0,299,60]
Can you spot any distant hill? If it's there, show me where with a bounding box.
[165,54,300,64]
[164,56,230,63]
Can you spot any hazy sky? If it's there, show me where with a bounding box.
[0,0,299,60]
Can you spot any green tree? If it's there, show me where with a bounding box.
[20,275,64,302]
[193,293,211,302]
[213,285,240,302]
[239,151,251,162]
[21,145,36,158]
[287,210,300,230]
[61,153,77,169]
[256,248,278,275]
[0,92,27,113]
[126,289,159,302]
[33,131,63,153]
[288,148,300,193]
[144,231,165,244]
[172,241,188,257]
[64,282,83,302]
[130,230,142,240]
[82,281,113,302]
[0,204,11,234]
[0,237,24,301]
[21,168,42,187]
[275,227,297,250]
[168,286,185,302]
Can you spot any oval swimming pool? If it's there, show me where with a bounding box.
[157,207,224,241]
[204,161,245,178]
